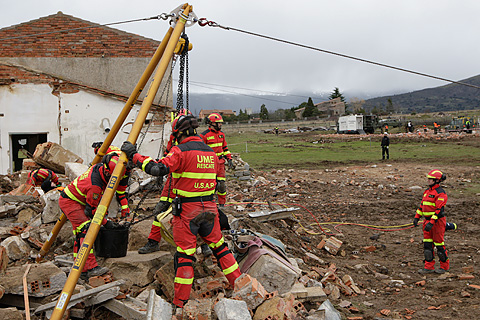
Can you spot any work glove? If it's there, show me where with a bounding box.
[227,159,234,169]
[424,221,434,232]
[153,200,171,215]
[413,217,419,227]
[84,204,94,219]
[104,220,119,229]
[121,141,137,160]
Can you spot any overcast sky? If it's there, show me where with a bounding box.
[2,0,480,103]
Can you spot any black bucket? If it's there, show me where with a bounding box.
[94,226,129,258]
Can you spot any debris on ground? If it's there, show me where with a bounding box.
[0,135,479,319]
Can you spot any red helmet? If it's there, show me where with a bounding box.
[172,114,199,137]
[427,169,446,182]
[207,113,223,124]
[177,108,192,117]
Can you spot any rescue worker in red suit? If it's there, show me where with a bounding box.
[200,113,234,206]
[92,142,122,156]
[121,114,241,308]
[59,154,130,279]
[413,169,449,274]
[138,110,189,254]
[27,168,62,193]
[137,140,176,253]
[91,143,130,216]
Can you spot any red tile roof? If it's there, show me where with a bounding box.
[0,12,160,58]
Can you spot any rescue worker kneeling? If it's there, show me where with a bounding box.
[59,153,130,280]
[121,114,241,308]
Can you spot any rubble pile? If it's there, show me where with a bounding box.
[2,142,476,319]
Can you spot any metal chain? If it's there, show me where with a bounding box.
[185,49,189,111]
[176,52,185,112]
[176,33,190,113]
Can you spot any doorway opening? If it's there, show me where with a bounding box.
[10,133,48,172]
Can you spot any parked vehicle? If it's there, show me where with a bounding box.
[337,115,365,134]
[378,118,403,128]
[445,116,477,133]
[363,115,378,134]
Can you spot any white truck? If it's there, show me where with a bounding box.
[337,115,365,134]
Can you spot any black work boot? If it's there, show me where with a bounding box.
[138,239,160,254]
[435,268,448,274]
[446,222,457,231]
[201,243,213,257]
[87,266,109,278]
[418,268,435,274]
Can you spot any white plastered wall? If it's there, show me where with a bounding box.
[0,83,170,174]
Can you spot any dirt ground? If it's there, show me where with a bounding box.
[2,133,479,320]
[223,133,480,320]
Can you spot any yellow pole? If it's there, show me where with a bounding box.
[36,13,177,264]
[35,213,67,263]
[91,25,175,165]
[50,4,193,319]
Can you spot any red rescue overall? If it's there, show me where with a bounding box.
[132,135,241,307]
[415,184,449,271]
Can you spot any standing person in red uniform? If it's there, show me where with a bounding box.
[138,109,189,254]
[59,154,129,279]
[27,168,62,193]
[413,169,449,274]
[121,114,241,308]
[200,113,234,206]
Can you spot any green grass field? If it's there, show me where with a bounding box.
[226,131,480,169]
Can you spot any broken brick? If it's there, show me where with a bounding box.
[458,274,475,280]
[468,284,480,290]
[323,236,343,255]
[232,274,268,310]
[462,266,474,274]
[362,246,376,253]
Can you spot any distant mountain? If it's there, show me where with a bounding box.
[179,92,330,116]
[363,74,480,113]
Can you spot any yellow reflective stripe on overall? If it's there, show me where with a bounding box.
[422,201,435,206]
[223,261,239,275]
[121,204,129,210]
[64,183,87,206]
[434,241,445,246]
[73,220,91,235]
[177,246,196,256]
[152,220,162,227]
[172,172,216,180]
[208,237,225,249]
[217,176,226,181]
[175,276,194,285]
[208,142,223,148]
[160,196,173,202]
[142,157,154,172]
[422,211,436,217]
[423,238,433,243]
[173,189,215,197]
